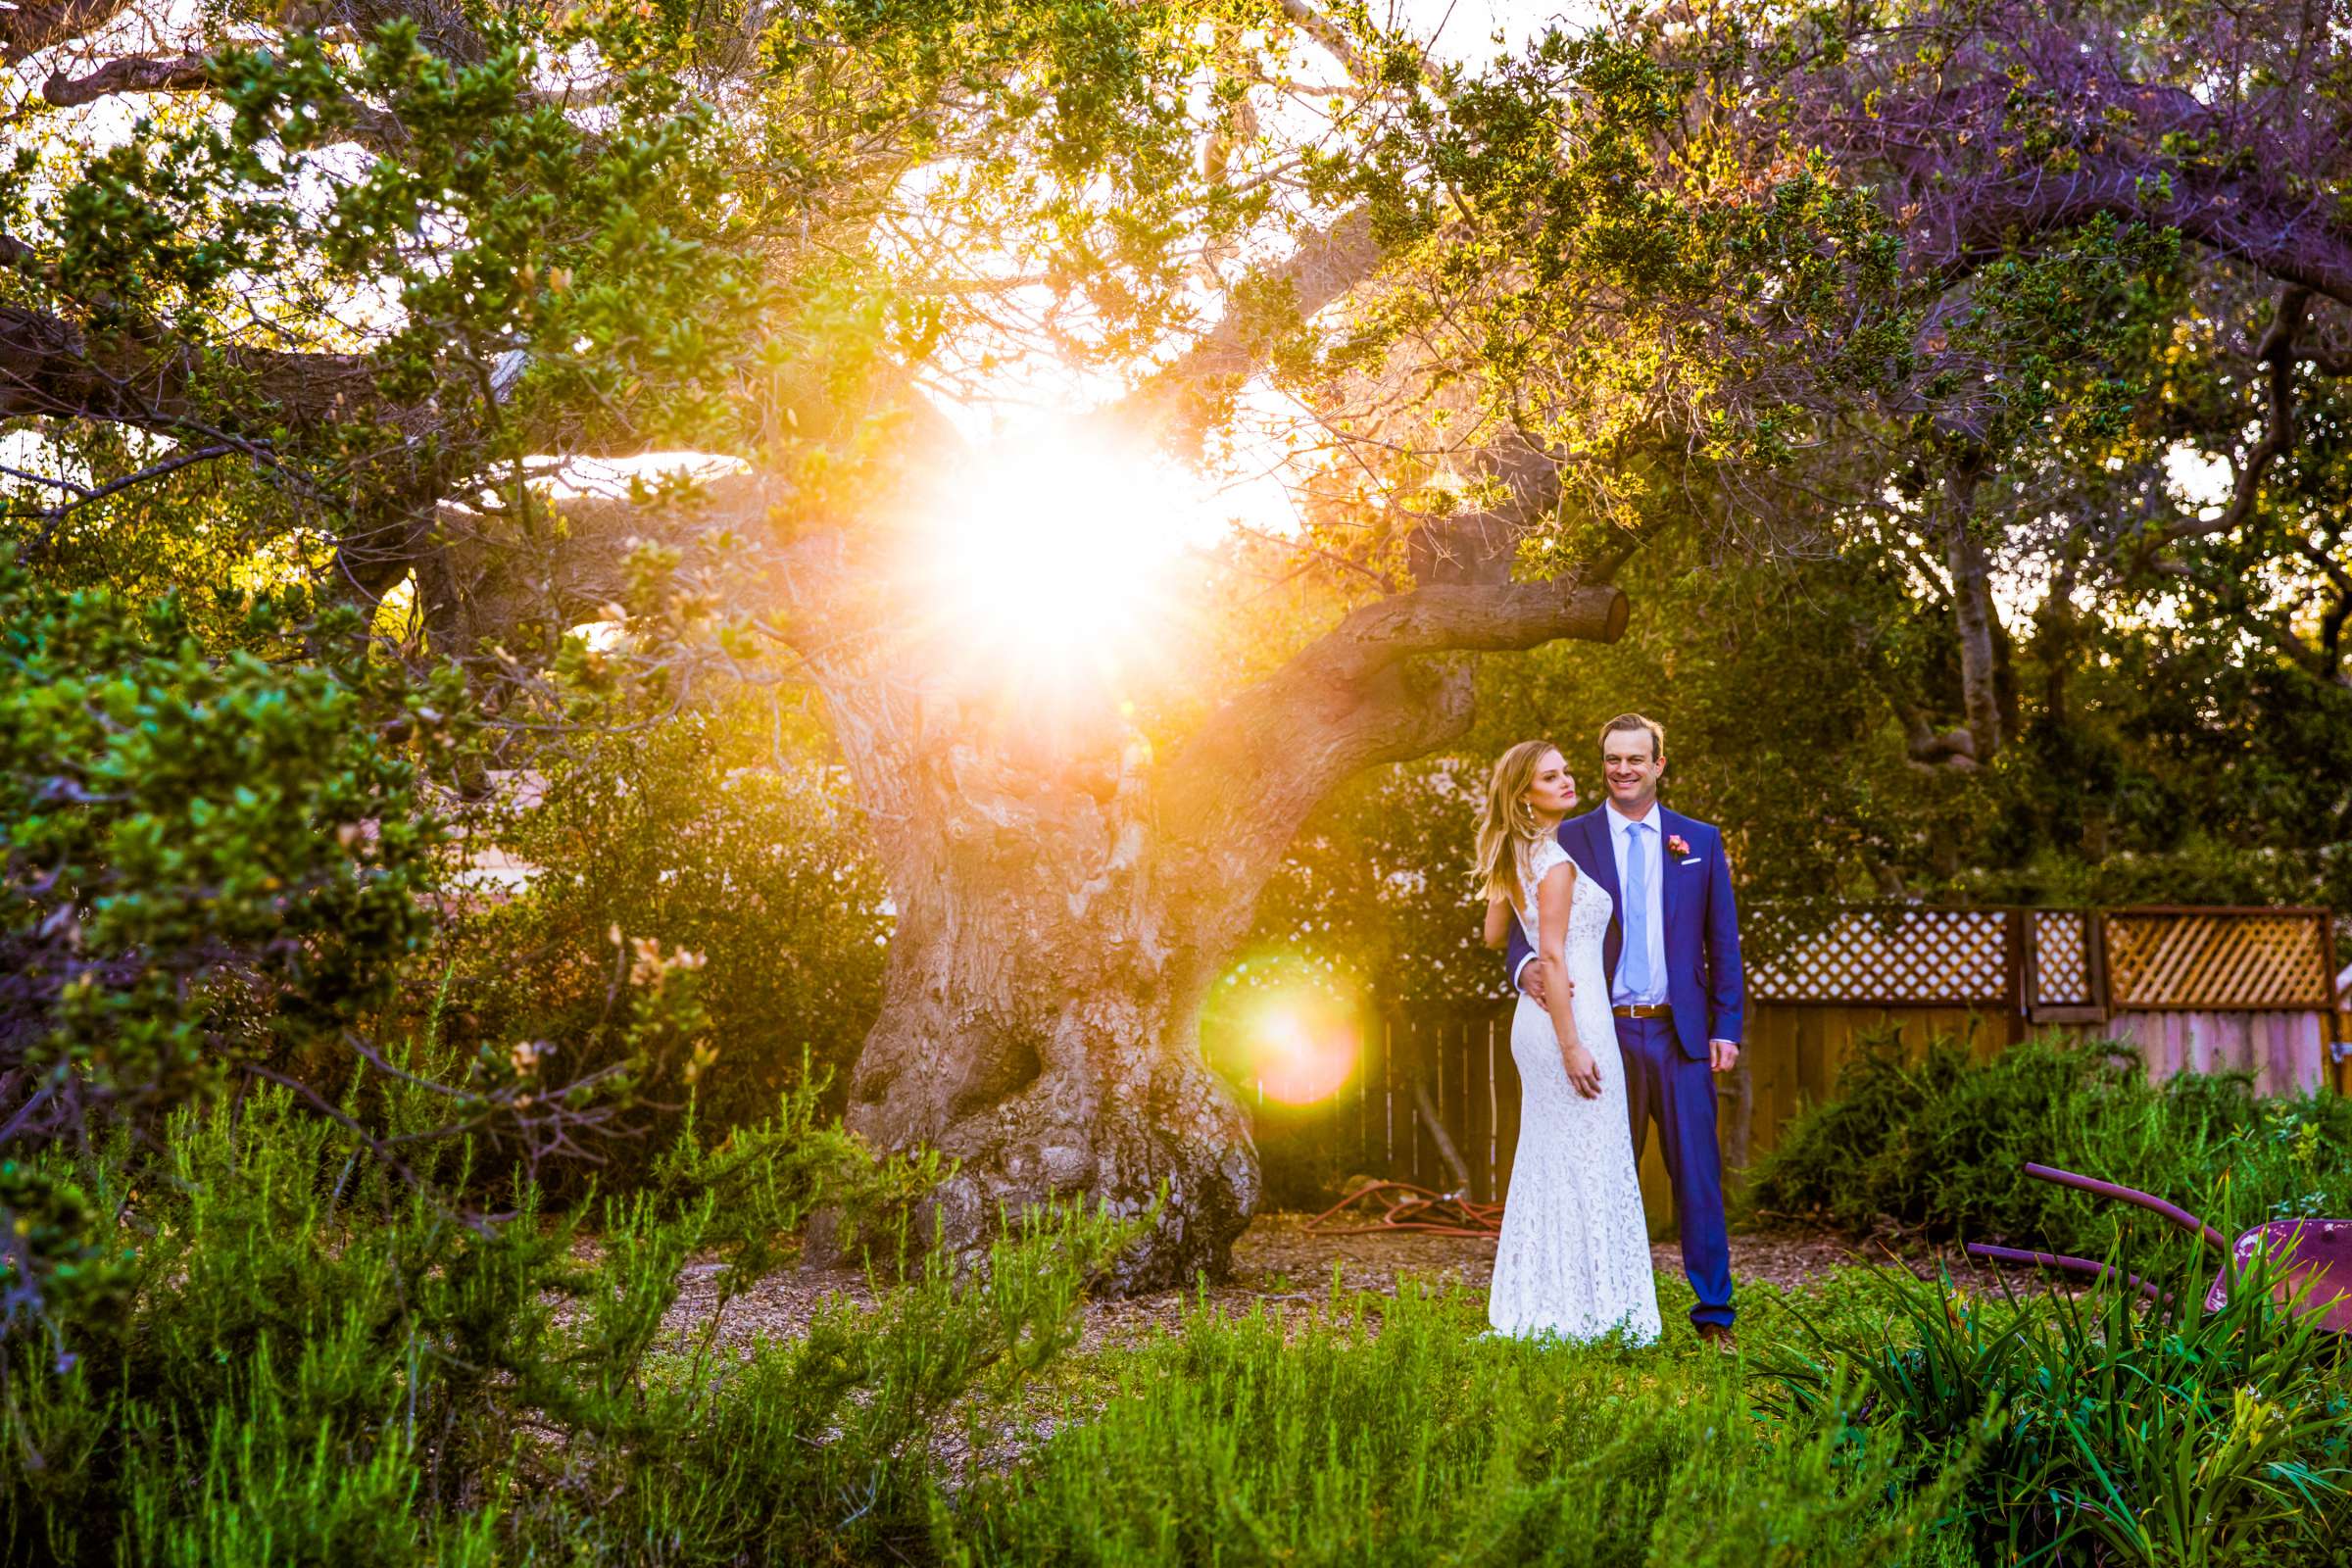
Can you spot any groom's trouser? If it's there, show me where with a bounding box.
[1614,1015,1735,1330]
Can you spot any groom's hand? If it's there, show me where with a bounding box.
[1709,1039,1740,1074]
[1516,961,1571,1006]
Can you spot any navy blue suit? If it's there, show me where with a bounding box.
[1504,804,1742,1329]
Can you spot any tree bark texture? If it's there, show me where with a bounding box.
[1940,466,2007,763]
[827,565,1628,1291]
[841,751,1263,1293]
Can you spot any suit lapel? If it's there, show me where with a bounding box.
[1570,808,1618,910]
[1569,808,1621,976]
[1656,805,1684,938]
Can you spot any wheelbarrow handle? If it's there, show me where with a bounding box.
[1966,1243,2172,1306]
[2021,1163,2230,1255]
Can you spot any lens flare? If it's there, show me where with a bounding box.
[1203,956,1362,1105]
[1250,1001,1359,1103]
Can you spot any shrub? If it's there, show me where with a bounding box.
[0,573,455,1124]
[1745,1028,2352,1264]
[0,1075,1114,1566]
[0,570,481,1341]
[1,567,772,1344]
[431,696,889,1178]
[539,1200,1131,1565]
[942,1281,1967,1567]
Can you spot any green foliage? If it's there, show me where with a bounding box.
[1244,759,1503,1008]
[1761,1259,2352,1565]
[1249,505,2352,995]
[1746,1030,2352,1264]
[1956,623,2352,918]
[0,569,454,1087]
[565,1200,1138,1565]
[0,568,471,1334]
[0,1077,1117,1566]
[0,565,741,1341]
[1457,537,1986,905]
[435,696,888,1165]
[1250,518,2317,1016]
[943,1280,1965,1567]
[10,0,2352,1551]
[5,5,768,599]
[13,1059,2344,1568]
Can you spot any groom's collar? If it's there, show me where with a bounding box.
[1602,799,1662,833]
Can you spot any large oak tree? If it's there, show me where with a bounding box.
[7,0,2348,1286]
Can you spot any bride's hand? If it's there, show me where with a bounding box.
[1559,1042,1602,1100]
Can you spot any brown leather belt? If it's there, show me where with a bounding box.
[1611,1004,1673,1019]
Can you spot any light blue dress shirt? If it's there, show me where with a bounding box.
[1606,802,1669,1006]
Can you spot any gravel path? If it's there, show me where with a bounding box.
[653,1214,1917,1356]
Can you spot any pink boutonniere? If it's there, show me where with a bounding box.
[1665,833,1691,859]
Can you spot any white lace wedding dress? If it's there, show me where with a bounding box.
[1488,838,1663,1344]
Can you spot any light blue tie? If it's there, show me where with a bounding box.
[1622,822,1652,1001]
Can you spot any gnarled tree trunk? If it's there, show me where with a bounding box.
[842,736,1262,1291]
[831,574,1628,1289]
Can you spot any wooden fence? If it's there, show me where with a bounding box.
[1245,905,2341,1217]
[2336,962,2352,1099]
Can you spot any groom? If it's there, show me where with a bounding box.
[1504,713,1743,1348]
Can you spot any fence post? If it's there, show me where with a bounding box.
[2089,906,2111,1022]
[2311,907,2337,1018]
[2326,913,2349,1096]
[2002,906,2028,1046]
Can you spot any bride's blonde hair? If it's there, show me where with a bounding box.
[1475,740,1561,910]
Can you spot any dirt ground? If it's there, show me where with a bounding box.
[654,1213,1937,1357]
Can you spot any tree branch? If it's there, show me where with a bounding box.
[1404,428,1559,587]
[42,54,209,106]
[1939,457,2004,761]
[1154,571,1625,956]
[41,53,418,150]
[2294,537,2352,683]
[1944,155,2352,310]
[1295,576,1629,667]
[0,287,641,464]
[1808,24,2352,309]
[1,0,135,66]
[12,443,235,560]
[2141,286,2311,566]
[1117,204,1381,444]
[0,300,384,436]
[413,470,870,656]
[1898,705,1978,771]
[1274,0,1375,81]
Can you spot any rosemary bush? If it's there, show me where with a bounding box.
[0,1074,1117,1566]
[942,1280,1969,1567]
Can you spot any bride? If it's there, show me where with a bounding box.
[1475,740,1662,1345]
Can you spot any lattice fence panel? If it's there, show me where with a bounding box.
[2104,911,2329,1009]
[1747,907,2011,1004]
[2032,910,2095,1005]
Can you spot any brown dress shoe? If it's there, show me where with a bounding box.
[1695,1323,1738,1353]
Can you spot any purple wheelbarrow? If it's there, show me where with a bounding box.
[1964,1162,2352,1330]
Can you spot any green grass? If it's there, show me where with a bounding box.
[1760,1253,2352,1566]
